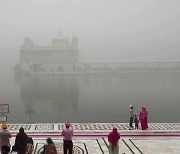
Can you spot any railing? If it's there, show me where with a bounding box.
[15,62,180,74]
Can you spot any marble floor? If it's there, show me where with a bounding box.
[7,123,180,133]
[6,123,180,154]
[9,136,180,154]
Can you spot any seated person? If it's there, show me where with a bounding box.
[26,137,34,154]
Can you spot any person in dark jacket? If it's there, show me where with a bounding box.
[14,127,28,154]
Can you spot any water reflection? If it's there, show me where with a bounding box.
[15,75,80,123]
[13,73,180,123]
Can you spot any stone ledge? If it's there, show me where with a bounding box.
[6,123,180,135]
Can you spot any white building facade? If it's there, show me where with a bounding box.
[15,35,180,74]
[20,35,79,64]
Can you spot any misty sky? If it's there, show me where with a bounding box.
[0,0,180,64]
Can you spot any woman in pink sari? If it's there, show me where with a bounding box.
[108,127,120,154]
[139,107,148,130]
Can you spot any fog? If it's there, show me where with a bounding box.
[1,0,180,123]
[0,0,180,64]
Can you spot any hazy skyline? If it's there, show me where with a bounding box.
[0,0,180,64]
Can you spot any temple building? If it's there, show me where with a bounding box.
[19,34,79,64]
[15,34,180,74]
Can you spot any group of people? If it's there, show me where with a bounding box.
[0,108,148,154]
[40,121,74,154]
[107,106,149,154]
[37,121,73,154]
[0,124,34,154]
[0,121,73,154]
[129,105,149,130]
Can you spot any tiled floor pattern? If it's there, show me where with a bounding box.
[33,140,84,154]
[9,137,180,154]
[7,123,180,153]
[7,123,180,133]
[129,138,180,154]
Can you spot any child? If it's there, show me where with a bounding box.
[134,114,139,129]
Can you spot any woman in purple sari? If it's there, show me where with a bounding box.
[139,107,148,130]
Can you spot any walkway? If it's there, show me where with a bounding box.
[8,123,180,154]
